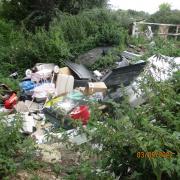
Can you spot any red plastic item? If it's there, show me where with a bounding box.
[4,93,18,109]
[70,105,90,125]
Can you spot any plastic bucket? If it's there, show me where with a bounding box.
[70,105,90,125]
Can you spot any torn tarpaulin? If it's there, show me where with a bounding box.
[127,55,180,106]
[106,55,180,107]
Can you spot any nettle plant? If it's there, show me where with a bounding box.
[67,55,180,180]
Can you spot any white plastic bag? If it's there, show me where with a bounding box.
[33,83,56,100]
[22,113,35,134]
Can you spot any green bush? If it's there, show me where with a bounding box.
[152,39,180,57]
[0,0,107,30]
[90,47,126,70]
[52,9,126,54]
[140,38,180,59]
[0,25,70,75]
[0,114,37,178]
[12,28,70,71]
[0,74,19,93]
[67,69,180,180]
[0,9,126,75]
[115,9,149,29]
[149,9,180,24]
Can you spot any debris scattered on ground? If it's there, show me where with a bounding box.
[38,143,62,163]
[1,48,179,166]
[121,50,143,60]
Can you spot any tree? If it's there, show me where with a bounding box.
[149,3,180,24]
[0,0,107,30]
[159,3,171,12]
[1,0,57,30]
[57,0,107,14]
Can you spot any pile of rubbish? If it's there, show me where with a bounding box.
[0,62,109,144]
[0,49,179,145]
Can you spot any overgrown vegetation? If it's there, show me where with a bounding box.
[0,115,38,178]
[66,69,180,180]
[149,3,180,24]
[0,9,127,75]
[0,0,107,30]
[0,0,180,179]
[90,47,125,70]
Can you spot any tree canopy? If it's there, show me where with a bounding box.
[0,0,107,30]
[149,3,180,24]
[159,3,171,12]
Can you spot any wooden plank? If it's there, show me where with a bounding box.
[157,33,180,36]
[135,22,180,27]
[175,26,179,40]
[137,32,180,36]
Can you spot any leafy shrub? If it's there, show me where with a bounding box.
[0,74,19,93]
[0,9,127,75]
[140,38,180,60]
[151,39,180,57]
[149,9,180,24]
[52,9,126,54]
[90,47,126,70]
[0,19,14,46]
[0,114,37,178]
[13,28,70,71]
[0,0,107,30]
[115,9,149,29]
[67,68,180,180]
[0,25,70,75]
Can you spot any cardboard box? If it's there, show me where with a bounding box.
[85,82,107,95]
[59,67,72,75]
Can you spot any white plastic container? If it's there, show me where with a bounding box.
[22,113,35,134]
[56,74,74,96]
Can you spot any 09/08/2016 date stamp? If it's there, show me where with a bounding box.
[136,151,175,159]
